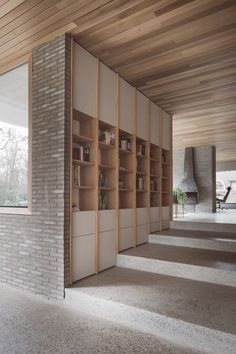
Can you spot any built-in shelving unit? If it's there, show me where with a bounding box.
[162,149,171,207]
[119,130,134,209]
[71,41,172,282]
[72,109,96,212]
[150,144,161,208]
[136,137,149,208]
[98,121,117,210]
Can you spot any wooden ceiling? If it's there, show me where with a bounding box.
[0,0,236,162]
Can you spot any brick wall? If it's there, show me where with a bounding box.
[173,146,216,213]
[0,34,71,300]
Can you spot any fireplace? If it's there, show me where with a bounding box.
[179,147,199,205]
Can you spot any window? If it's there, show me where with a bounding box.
[0,63,30,209]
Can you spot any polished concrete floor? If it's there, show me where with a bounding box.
[122,243,236,270]
[0,283,201,354]
[175,210,236,224]
[72,267,236,334]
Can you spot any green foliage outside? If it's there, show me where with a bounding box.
[0,122,28,207]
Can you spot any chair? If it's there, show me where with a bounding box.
[216,186,231,209]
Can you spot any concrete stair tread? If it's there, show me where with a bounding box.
[69,266,236,335]
[121,244,236,271]
[152,228,236,241]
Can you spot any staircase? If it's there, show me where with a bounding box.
[66,227,236,354]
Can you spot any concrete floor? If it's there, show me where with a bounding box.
[174,209,236,224]
[72,267,236,334]
[122,243,236,270]
[0,283,201,354]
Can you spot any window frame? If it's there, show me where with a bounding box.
[0,57,32,215]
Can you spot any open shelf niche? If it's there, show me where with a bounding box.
[98,120,117,210]
[72,109,96,211]
[162,148,171,206]
[150,143,161,208]
[119,129,134,209]
[136,137,149,208]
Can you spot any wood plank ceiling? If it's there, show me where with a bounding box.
[0,0,236,162]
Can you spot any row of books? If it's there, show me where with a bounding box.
[136,143,146,156]
[73,145,90,162]
[99,130,115,146]
[73,165,81,187]
[120,138,131,151]
[99,191,108,210]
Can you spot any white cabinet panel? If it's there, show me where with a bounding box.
[162,206,170,221]
[72,234,96,282]
[72,211,96,237]
[99,210,116,232]
[99,230,116,271]
[162,220,170,230]
[151,222,160,233]
[151,207,160,223]
[73,43,97,118]
[136,91,149,140]
[119,209,133,229]
[136,224,148,245]
[119,78,134,134]
[151,102,161,145]
[99,62,117,126]
[119,227,134,252]
[162,110,171,151]
[136,207,148,225]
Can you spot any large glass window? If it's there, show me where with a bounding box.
[0,63,29,208]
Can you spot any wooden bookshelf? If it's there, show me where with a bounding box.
[136,137,149,208]
[150,143,161,208]
[72,109,96,211]
[162,149,171,207]
[98,121,117,210]
[119,129,134,209]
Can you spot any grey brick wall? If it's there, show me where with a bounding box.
[0,34,71,300]
[173,146,216,213]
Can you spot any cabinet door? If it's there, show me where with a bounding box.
[136,224,148,245]
[99,210,116,232]
[72,211,96,237]
[99,230,116,271]
[119,227,134,252]
[150,222,160,233]
[73,43,97,118]
[151,102,161,145]
[72,234,96,282]
[119,208,133,229]
[136,207,148,226]
[162,206,170,220]
[150,207,160,223]
[136,91,149,140]
[99,62,117,126]
[162,110,171,150]
[119,78,134,134]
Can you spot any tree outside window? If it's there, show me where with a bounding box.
[0,63,29,208]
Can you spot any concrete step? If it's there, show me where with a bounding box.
[117,243,236,287]
[149,229,236,252]
[171,220,236,233]
[65,267,236,354]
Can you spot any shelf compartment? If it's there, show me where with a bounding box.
[73,185,94,190]
[73,159,94,167]
[99,164,115,170]
[73,133,94,144]
[119,168,133,173]
[119,148,132,155]
[99,141,116,150]
[99,187,115,191]
[136,170,146,176]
